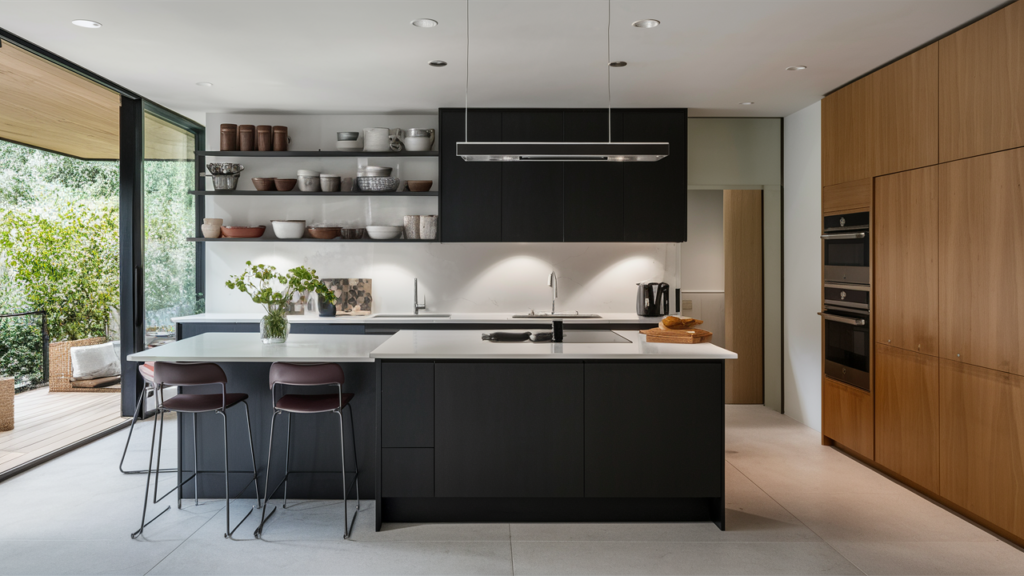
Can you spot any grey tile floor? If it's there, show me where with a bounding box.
[0,405,1021,575]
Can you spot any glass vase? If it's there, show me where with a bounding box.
[260,307,290,344]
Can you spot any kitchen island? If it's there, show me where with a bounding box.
[127,330,736,530]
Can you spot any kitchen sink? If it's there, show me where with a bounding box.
[511,313,602,319]
[373,313,451,318]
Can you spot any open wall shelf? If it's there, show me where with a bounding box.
[190,190,438,197]
[188,237,438,243]
[197,150,438,157]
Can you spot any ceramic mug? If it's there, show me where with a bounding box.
[363,127,391,152]
[403,216,421,240]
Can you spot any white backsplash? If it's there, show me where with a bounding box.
[204,113,682,316]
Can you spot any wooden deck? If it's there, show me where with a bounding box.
[0,387,128,477]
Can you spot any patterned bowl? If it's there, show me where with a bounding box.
[357,177,400,192]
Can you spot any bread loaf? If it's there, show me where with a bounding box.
[658,316,704,330]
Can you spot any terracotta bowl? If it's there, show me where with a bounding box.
[220,225,266,238]
[407,180,433,192]
[307,227,341,239]
[252,177,275,191]
[274,178,297,192]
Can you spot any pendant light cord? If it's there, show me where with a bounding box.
[607,0,612,143]
[465,0,470,143]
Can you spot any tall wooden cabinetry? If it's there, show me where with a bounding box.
[821,0,1024,546]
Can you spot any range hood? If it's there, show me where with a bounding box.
[457,141,669,162]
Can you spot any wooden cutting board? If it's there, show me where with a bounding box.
[641,327,714,344]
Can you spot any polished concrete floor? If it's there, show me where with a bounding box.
[0,405,1021,575]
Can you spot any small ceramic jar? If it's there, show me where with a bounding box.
[297,170,320,192]
[320,174,341,192]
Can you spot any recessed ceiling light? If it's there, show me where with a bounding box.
[71,19,102,28]
[196,82,213,87]
[412,18,439,28]
[429,60,447,67]
[609,61,627,68]
[740,102,754,106]
[632,19,660,28]
[786,65,808,71]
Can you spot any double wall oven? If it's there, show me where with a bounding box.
[820,211,871,392]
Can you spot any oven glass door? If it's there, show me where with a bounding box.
[822,310,871,391]
[823,234,870,268]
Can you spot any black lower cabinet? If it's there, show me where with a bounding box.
[584,362,723,497]
[382,448,434,497]
[434,362,585,497]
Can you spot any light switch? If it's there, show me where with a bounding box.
[680,299,693,311]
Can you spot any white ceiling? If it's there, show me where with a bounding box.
[0,0,1004,119]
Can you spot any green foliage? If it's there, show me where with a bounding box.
[0,141,118,208]
[0,317,43,384]
[0,204,119,342]
[226,261,336,310]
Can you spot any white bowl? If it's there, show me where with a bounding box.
[335,140,362,151]
[365,225,402,240]
[271,220,306,239]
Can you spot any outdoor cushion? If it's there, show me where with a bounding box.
[71,376,121,389]
[70,342,120,380]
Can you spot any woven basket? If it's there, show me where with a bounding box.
[0,376,13,431]
[48,337,107,393]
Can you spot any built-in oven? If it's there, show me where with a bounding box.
[822,211,870,285]
[819,283,870,392]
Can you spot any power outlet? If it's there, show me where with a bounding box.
[680,299,693,311]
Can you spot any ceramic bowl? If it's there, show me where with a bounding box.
[339,228,365,240]
[357,176,400,192]
[274,178,297,191]
[337,132,360,141]
[220,225,265,238]
[271,220,306,239]
[407,180,433,192]
[207,163,244,175]
[356,166,392,177]
[297,174,320,192]
[365,225,402,240]
[307,226,341,239]
[335,140,362,151]
[320,174,341,192]
[252,177,275,191]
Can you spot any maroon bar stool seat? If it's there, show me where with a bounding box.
[255,362,360,539]
[132,361,261,540]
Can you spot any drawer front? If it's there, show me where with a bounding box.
[382,362,434,448]
[382,448,434,497]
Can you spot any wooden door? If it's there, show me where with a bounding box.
[939,1,1024,162]
[874,44,939,176]
[439,109,502,241]
[874,166,938,355]
[940,359,1024,539]
[875,344,940,492]
[501,111,564,242]
[724,189,763,404]
[939,147,1024,377]
[822,74,877,186]
[822,377,874,459]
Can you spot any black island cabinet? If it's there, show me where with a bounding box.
[375,359,725,529]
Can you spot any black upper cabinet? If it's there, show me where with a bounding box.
[440,109,502,242]
[563,110,624,242]
[501,111,564,242]
[622,111,687,242]
[439,108,686,243]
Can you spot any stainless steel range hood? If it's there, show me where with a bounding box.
[456,141,669,162]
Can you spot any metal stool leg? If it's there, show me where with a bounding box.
[153,409,165,503]
[131,408,170,539]
[337,408,354,539]
[241,400,262,508]
[193,412,199,506]
[283,412,292,509]
[220,409,255,540]
[254,410,281,539]
[346,403,361,511]
[119,386,175,475]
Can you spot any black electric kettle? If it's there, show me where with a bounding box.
[636,282,670,317]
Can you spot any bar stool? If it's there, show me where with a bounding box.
[254,362,360,540]
[119,363,176,476]
[132,362,261,540]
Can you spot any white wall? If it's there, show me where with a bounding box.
[782,101,823,430]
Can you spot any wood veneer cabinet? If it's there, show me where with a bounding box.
[939,1,1024,162]
[822,377,873,459]
[940,359,1024,539]
[875,344,940,493]
[874,166,938,356]
[822,178,871,215]
[938,147,1024,377]
[822,76,876,187]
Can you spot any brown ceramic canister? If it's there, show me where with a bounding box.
[219,123,238,151]
[256,125,273,152]
[237,125,255,151]
[272,126,288,151]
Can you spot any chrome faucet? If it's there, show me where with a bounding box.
[547,271,557,315]
[413,278,427,315]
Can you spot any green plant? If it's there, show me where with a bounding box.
[0,203,119,342]
[0,317,43,385]
[225,262,335,340]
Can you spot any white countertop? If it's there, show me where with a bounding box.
[126,331,736,363]
[172,312,659,325]
[126,333,390,363]
[370,330,738,360]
